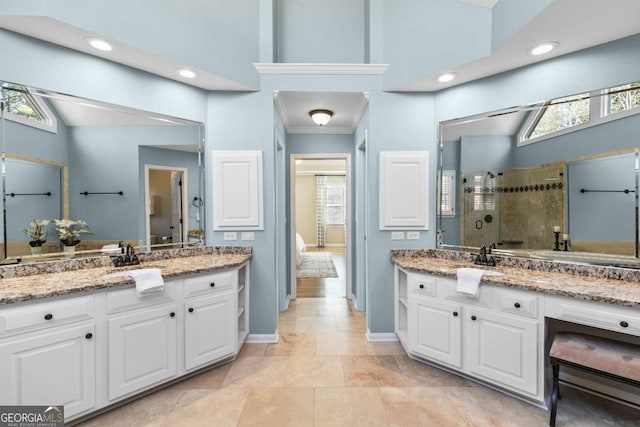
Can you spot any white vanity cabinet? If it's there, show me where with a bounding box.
[107,303,178,400]
[396,266,544,402]
[0,296,96,418]
[0,261,250,423]
[183,271,236,371]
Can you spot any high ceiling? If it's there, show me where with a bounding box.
[2,0,639,131]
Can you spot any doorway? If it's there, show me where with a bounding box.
[144,165,188,249]
[290,154,352,300]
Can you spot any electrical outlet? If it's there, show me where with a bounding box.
[407,231,420,240]
[241,232,255,241]
[391,231,405,240]
[223,232,237,241]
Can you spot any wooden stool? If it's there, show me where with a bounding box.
[549,332,640,427]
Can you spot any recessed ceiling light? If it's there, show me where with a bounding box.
[437,72,457,83]
[85,37,113,52]
[529,42,559,56]
[177,68,197,79]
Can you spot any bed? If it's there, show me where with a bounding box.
[295,233,307,266]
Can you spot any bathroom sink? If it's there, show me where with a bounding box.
[458,267,504,277]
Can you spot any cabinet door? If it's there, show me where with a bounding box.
[466,310,538,395]
[184,290,235,371]
[409,295,462,368]
[108,305,177,400]
[0,324,95,418]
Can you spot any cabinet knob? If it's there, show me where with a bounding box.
[514,302,521,308]
[170,312,176,318]
[471,315,477,321]
[620,321,629,328]
[189,308,194,313]
[44,313,53,320]
[210,282,216,288]
[85,333,93,340]
[452,311,458,317]
[419,284,424,289]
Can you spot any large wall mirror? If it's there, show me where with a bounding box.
[437,81,640,268]
[0,80,205,263]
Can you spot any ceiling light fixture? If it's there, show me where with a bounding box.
[529,42,559,56]
[177,68,197,79]
[437,72,458,83]
[85,37,113,52]
[309,109,333,126]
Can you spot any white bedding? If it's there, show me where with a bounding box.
[295,233,307,266]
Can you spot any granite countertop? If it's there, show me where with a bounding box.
[0,253,251,305]
[392,253,640,308]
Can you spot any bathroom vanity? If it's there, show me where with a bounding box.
[392,250,640,406]
[0,248,250,423]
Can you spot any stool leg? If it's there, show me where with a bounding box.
[550,360,560,427]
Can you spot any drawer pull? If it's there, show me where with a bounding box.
[514,302,521,309]
[210,282,216,288]
[170,312,176,318]
[85,333,93,340]
[188,308,194,313]
[419,284,424,289]
[471,315,477,321]
[453,311,458,317]
[44,313,53,320]
[620,321,629,328]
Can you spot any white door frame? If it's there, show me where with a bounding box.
[144,164,189,249]
[289,153,352,301]
[356,130,368,311]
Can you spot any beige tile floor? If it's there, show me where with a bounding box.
[77,297,640,426]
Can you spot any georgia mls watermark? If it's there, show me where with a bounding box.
[0,406,64,427]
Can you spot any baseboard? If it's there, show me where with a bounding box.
[365,329,399,342]
[246,333,279,344]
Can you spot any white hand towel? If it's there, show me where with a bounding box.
[127,268,165,297]
[456,268,485,298]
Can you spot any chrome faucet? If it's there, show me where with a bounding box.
[113,244,140,267]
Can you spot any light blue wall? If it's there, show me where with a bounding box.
[1,0,259,89]
[491,0,553,50]
[276,0,365,63]
[367,91,435,333]
[4,159,62,242]
[274,106,288,312]
[513,113,640,168]
[460,135,514,171]
[353,104,369,310]
[68,126,200,243]
[0,30,207,123]
[206,89,277,335]
[436,34,640,123]
[3,98,69,164]
[567,153,636,242]
[382,0,491,89]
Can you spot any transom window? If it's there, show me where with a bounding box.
[519,81,640,146]
[1,82,57,133]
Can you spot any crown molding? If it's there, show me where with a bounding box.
[253,63,389,75]
[273,91,290,131]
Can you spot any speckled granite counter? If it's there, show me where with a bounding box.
[391,249,640,308]
[0,247,251,305]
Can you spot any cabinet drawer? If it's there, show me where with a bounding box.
[0,296,94,336]
[183,270,233,298]
[441,277,492,309]
[107,282,176,314]
[546,296,640,336]
[408,274,437,297]
[493,287,540,319]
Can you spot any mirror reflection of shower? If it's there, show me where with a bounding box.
[462,165,565,251]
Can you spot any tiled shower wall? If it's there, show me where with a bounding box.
[462,165,565,250]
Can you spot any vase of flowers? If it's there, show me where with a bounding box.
[25,219,50,255]
[54,219,91,253]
